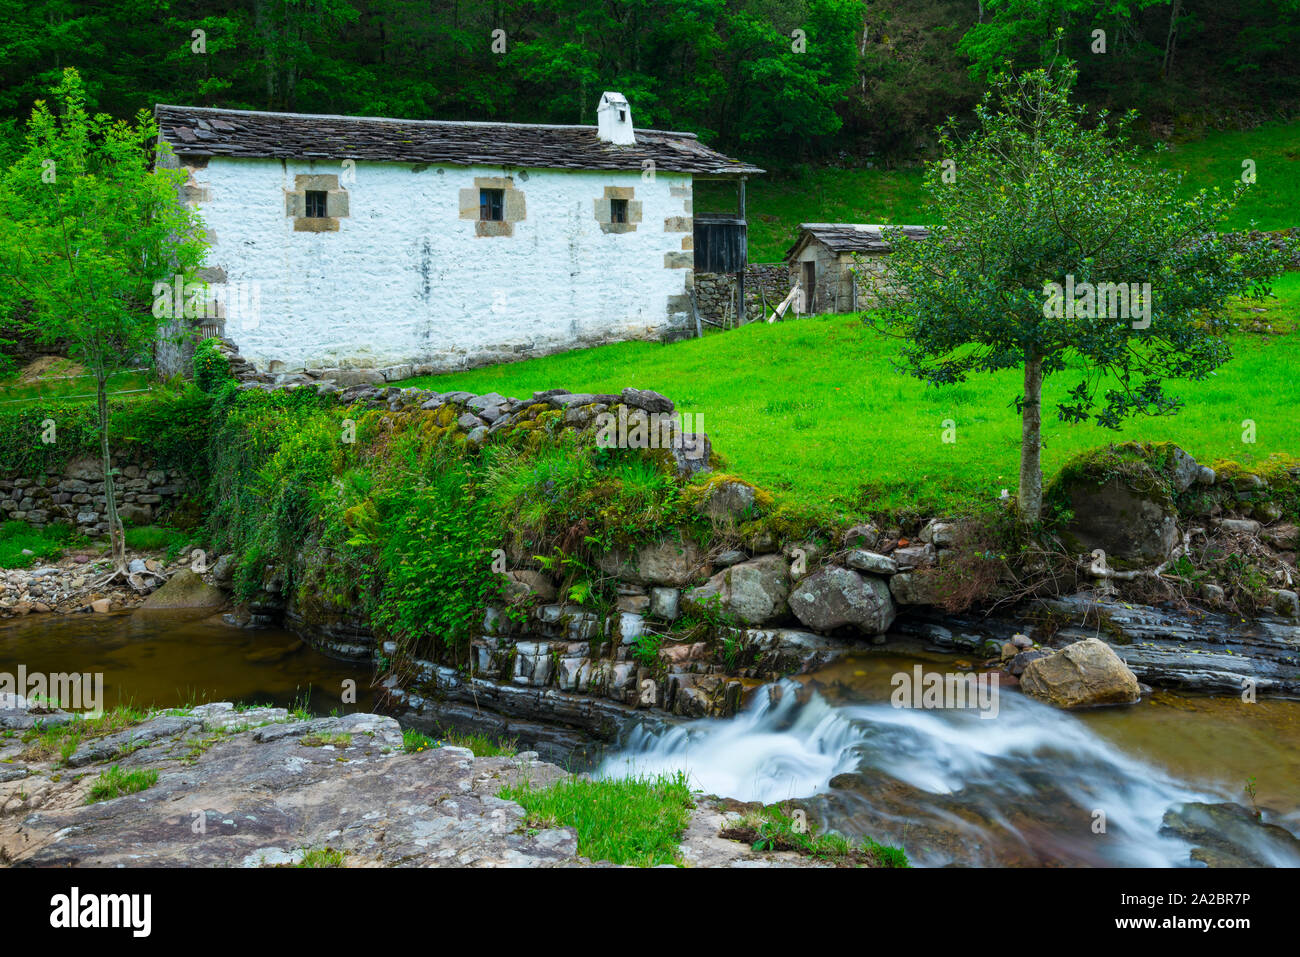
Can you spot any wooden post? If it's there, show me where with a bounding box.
[736,177,747,324]
[688,288,704,339]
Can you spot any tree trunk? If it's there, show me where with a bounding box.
[1162,0,1183,78]
[1018,353,1044,526]
[97,371,126,573]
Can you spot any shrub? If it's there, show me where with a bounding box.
[0,384,213,479]
[192,337,233,393]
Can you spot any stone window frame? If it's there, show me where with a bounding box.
[594,186,642,234]
[460,176,526,237]
[285,173,349,232]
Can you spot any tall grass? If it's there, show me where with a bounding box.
[500,772,694,867]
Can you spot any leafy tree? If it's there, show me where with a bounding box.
[867,65,1292,527]
[0,68,206,576]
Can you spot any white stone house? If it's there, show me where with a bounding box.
[784,223,930,314]
[154,94,761,383]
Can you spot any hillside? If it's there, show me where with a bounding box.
[715,120,1300,263]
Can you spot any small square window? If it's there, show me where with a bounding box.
[610,198,629,224]
[305,190,328,218]
[480,188,504,222]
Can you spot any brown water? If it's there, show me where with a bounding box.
[0,610,375,715]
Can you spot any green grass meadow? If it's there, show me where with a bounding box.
[399,272,1300,520]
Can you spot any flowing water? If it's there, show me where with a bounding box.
[0,610,374,715]
[5,611,1298,866]
[597,647,1300,866]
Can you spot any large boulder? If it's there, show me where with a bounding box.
[597,537,709,587]
[684,555,791,625]
[1047,444,1188,564]
[1019,637,1141,708]
[139,569,227,611]
[787,566,896,635]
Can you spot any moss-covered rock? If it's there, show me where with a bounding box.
[1046,443,1185,565]
[139,568,227,610]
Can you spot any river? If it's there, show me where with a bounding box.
[4,613,1297,866]
[0,610,374,715]
[596,646,1300,866]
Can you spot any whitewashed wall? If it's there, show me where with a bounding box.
[184,157,695,378]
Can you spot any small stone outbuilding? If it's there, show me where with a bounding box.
[783,223,929,314]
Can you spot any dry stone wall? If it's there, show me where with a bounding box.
[1,456,187,536]
[693,263,791,324]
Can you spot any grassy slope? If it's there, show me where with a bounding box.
[0,368,151,405]
[398,272,1300,520]
[710,120,1300,262]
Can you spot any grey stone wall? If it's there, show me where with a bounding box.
[692,263,791,324]
[1,456,188,536]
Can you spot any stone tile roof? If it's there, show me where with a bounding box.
[154,105,763,176]
[785,223,931,260]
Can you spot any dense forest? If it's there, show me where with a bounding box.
[1,0,1299,166]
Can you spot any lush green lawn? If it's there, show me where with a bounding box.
[711,120,1300,262]
[397,273,1300,521]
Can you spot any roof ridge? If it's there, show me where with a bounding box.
[152,104,701,140]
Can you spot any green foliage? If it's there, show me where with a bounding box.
[121,525,192,558]
[0,67,208,566]
[192,338,233,393]
[631,632,664,667]
[0,519,76,567]
[500,772,694,867]
[3,1,1297,168]
[402,729,438,752]
[296,847,346,868]
[869,65,1293,521]
[400,726,517,755]
[203,391,508,660]
[729,804,911,867]
[360,448,505,657]
[0,68,205,372]
[85,764,158,803]
[392,270,1300,525]
[0,384,213,479]
[873,65,1291,429]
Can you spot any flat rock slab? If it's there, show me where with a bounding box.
[2,710,580,868]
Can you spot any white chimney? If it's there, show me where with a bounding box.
[597,91,635,146]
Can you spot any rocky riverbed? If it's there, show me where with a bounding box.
[0,699,819,868]
[0,549,197,619]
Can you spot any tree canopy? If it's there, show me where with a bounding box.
[0,0,1297,163]
[867,65,1293,524]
